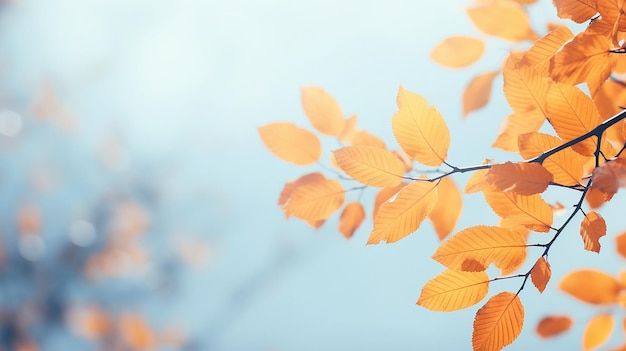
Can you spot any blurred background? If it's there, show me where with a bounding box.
[0,0,624,350]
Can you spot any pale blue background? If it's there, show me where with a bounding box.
[0,0,624,350]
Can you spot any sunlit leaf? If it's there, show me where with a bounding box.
[301,86,345,136]
[473,292,524,351]
[552,0,597,23]
[393,86,450,166]
[258,122,322,165]
[482,187,553,232]
[585,184,614,209]
[373,183,407,218]
[560,269,620,304]
[431,36,485,69]
[432,225,526,272]
[278,173,326,206]
[503,54,551,119]
[487,161,553,195]
[339,202,366,240]
[427,177,463,240]
[368,180,438,244]
[464,169,490,194]
[333,146,405,187]
[351,130,387,149]
[467,1,538,41]
[338,115,358,143]
[417,270,489,312]
[463,71,500,117]
[580,211,606,253]
[282,177,345,221]
[530,257,551,293]
[492,112,545,152]
[583,314,614,351]
[521,26,574,73]
[591,158,626,195]
[536,315,573,338]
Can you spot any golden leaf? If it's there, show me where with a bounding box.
[583,314,614,351]
[431,36,485,69]
[560,269,620,304]
[258,122,321,165]
[467,1,538,41]
[463,71,500,117]
[338,202,366,240]
[472,292,524,351]
[530,257,551,293]
[301,86,345,136]
[417,270,489,312]
[333,146,405,187]
[282,177,345,222]
[482,187,553,232]
[427,177,463,240]
[487,162,553,195]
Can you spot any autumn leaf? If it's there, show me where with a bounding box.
[464,169,490,194]
[486,161,553,195]
[615,231,626,259]
[373,183,407,218]
[351,130,387,149]
[503,53,551,119]
[591,158,626,195]
[530,257,551,293]
[549,32,617,94]
[432,225,527,273]
[536,315,573,338]
[301,86,345,136]
[427,177,462,240]
[473,292,524,351]
[333,146,405,187]
[338,115,358,143]
[552,0,597,23]
[393,86,450,166]
[585,184,614,209]
[339,202,366,239]
[368,180,438,244]
[463,71,500,117]
[258,122,322,165]
[482,187,553,232]
[431,36,485,69]
[492,112,545,152]
[467,1,538,41]
[282,176,345,222]
[518,132,585,186]
[560,269,620,304]
[417,270,489,312]
[580,211,606,253]
[521,26,574,74]
[583,314,614,351]
[278,173,326,205]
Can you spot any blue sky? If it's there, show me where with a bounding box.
[1,0,625,350]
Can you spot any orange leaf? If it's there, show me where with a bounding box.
[373,183,407,218]
[503,54,551,119]
[560,269,620,304]
[580,211,607,253]
[552,0,598,23]
[530,257,551,293]
[368,180,438,244]
[545,82,604,156]
[417,270,489,312]
[463,71,500,117]
[464,169,490,194]
[351,130,387,149]
[549,33,617,93]
[536,315,573,338]
[615,231,626,259]
[301,86,345,136]
[473,292,524,351]
[431,36,485,69]
[482,187,553,232]
[333,146,405,187]
[338,202,365,240]
[585,184,614,209]
[487,162,553,195]
[467,1,538,41]
[591,158,626,195]
[583,314,614,351]
[338,115,358,143]
[393,86,450,166]
[492,112,545,152]
[427,177,463,240]
[258,122,321,165]
[278,173,326,206]
[432,225,526,273]
[518,132,585,186]
[282,177,345,222]
[521,26,574,73]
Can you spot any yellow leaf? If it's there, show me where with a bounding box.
[473,292,524,351]
[368,180,438,244]
[530,257,551,293]
[552,0,598,23]
[521,26,574,73]
[431,36,485,69]
[464,169,490,194]
[536,315,573,338]
[301,86,345,136]
[580,211,607,253]
[339,202,366,240]
[393,86,450,166]
[463,71,500,117]
[487,162,553,195]
[545,82,604,156]
[549,33,617,94]
[373,183,407,218]
[492,112,545,152]
[351,130,387,149]
[432,225,526,272]
[518,132,585,186]
[583,314,614,351]
[278,173,326,206]
[258,122,322,165]
[482,187,553,232]
[427,177,462,240]
[417,270,489,312]
[560,269,620,304]
[503,54,551,119]
[467,1,538,41]
[338,115,358,143]
[282,177,345,221]
[333,146,405,187]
